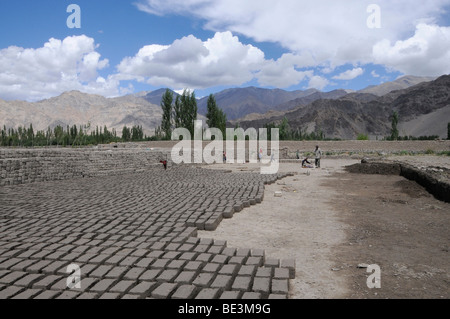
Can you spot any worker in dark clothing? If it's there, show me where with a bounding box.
[302,157,311,167]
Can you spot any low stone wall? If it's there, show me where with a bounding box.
[346,160,450,203]
[0,148,171,187]
[100,140,450,153]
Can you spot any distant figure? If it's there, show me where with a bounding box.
[314,145,322,168]
[223,151,227,163]
[160,160,167,170]
[302,157,313,168]
[259,148,263,162]
[296,150,300,160]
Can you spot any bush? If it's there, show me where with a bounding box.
[357,133,369,140]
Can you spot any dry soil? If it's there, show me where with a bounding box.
[198,159,450,299]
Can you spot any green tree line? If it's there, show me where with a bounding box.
[0,123,150,147]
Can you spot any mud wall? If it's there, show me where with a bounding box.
[346,161,450,203]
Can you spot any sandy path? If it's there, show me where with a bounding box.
[198,160,359,298]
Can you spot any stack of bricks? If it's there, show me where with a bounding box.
[0,148,172,187]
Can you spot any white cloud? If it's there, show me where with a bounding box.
[332,68,364,80]
[371,70,380,78]
[257,54,314,87]
[118,32,265,89]
[307,75,329,90]
[136,0,450,75]
[373,23,450,76]
[0,35,125,101]
[118,32,330,90]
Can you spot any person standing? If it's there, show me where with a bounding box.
[314,145,322,168]
[160,160,167,170]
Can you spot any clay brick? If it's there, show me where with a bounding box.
[236,248,251,257]
[264,258,279,268]
[210,275,233,292]
[123,267,146,280]
[255,267,272,278]
[90,265,114,278]
[33,290,61,299]
[202,263,221,273]
[109,280,135,293]
[238,265,257,277]
[231,276,252,291]
[11,288,42,299]
[172,284,198,299]
[76,292,99,299]
[9,260,35,272]
[99,292,120,299]
[140,269,162,281]
[167,260,186,269]
[151,283,178,299]
[156,269,179,283]
[89,279,116,292]
[219,291,241,299]
[129,281,157,295]
[228,256,246,264]
[252,277,271,298]
[280,259,296,279]
[121,294,140,299]
[0,271,28,285]
[14,273,45,288]
[174,271,197,285]
[242,292,262,299]
[184,261,203,273]
[274,268,290,280]
[192,272,215,287]
[271,279,289,295]
[195,288,220,299]
[0,286,24,299]
[56,291,81,299]
[196,253,213,263]
[136,257,155,268]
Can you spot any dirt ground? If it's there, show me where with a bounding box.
[198,159,450,299]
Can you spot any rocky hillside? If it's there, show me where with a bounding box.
[358,75,437,96]
[237,75,450,139]
[0,91,163,135]
[196,87,321,120]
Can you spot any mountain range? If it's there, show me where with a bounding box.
[0,75,447,139]
[237,75,449,139]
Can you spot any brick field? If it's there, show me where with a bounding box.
[0,163,295,299]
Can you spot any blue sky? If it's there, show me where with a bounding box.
[1,0,449,101]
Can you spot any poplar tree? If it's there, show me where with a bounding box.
[161,89,173,140]
[206,94,227,136]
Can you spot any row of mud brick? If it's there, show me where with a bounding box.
[0,149,171,186]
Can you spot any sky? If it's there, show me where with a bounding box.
[0,0,449,101]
